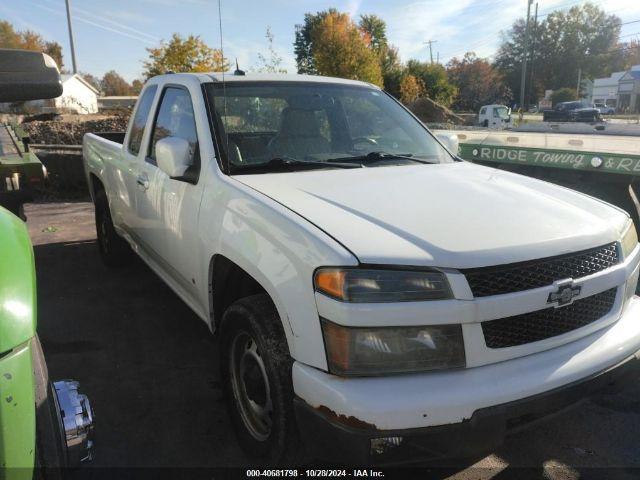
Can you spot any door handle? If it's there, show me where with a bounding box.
[136,174,150,190]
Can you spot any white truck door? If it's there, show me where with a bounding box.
[135,85,203,295]
[112,85,157,231]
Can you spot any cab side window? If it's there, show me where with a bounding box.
[127,85,157,156]
[148,87,199,169]
[480,107,486,115]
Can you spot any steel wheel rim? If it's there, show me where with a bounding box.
[229,331,273,441]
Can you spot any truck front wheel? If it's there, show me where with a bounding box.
[94,190,131,267]
[220,294,302,464]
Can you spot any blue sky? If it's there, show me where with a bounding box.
[2,0,640,81]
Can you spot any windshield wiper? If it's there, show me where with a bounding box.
[232,156,362,173]
[327,151,438,164]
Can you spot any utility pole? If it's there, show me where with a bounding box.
[576,68,582,98]
[65,0,78,73]
[528,2,538,109]
[519,0,533,120]
[424,40,437,64]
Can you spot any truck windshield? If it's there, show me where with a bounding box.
[494,106,510,119]
[205,82,453,174]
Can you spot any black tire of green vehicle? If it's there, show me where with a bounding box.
[95,189,131,267]
[219,294,303,464]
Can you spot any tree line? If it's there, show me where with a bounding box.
[2,1,639,110]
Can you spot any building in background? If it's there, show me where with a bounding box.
[0,74,99,114]
[590,65,640,113]
[618,69,640,113]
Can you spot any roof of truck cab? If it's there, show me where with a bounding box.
[202,72,377,88]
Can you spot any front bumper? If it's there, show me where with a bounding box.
[295,348,640,465]
[293,295,640,464]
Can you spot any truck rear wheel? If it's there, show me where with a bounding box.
[94,189,131,267]
[219,294,302,464]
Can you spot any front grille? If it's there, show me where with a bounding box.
[463,243,619,297]
[482,288,617,348]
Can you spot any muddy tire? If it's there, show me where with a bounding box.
[94,189,131,267]
[219,294,303,465]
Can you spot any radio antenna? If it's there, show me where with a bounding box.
[217,0,230,174]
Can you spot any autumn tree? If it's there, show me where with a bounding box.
[0,20,64,68]
[294,9,337,74]
[131,79,144,95]
[101,70,134,96]
[447,52,511,111]
[405,60,457,106]
[255,27,287,73]
[308,11,383,86]
[143,33,228,79]
[399,75,425,104]
[80,72,102,92]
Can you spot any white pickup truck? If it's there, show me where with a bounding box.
[83,72,640,465]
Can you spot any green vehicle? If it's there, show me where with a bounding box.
[0,50,94,479]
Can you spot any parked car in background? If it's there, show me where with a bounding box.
[84,72,640,465]
[595,103,616,115]
[542,101,601,122]
[478,104,511,129]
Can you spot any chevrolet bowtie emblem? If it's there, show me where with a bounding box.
[547,279,581,307]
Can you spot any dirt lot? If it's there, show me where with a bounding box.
[25,202,640,478]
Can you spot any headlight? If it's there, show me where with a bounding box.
[314,268,452,303]
[321,320,465,375]
[621,221,638,259]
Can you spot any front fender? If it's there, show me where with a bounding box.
[202,182,357,370]
[0,207,36,354]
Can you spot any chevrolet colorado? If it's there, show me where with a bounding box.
[83,73,640,465]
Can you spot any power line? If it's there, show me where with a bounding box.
[28,1,156,44]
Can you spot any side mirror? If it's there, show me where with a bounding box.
[435,132,459,155]
[0,49,62,102]
[156,137,192,178]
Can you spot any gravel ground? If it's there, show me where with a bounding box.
[25,202,640,479]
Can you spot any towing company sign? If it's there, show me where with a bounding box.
[459,143,640,176]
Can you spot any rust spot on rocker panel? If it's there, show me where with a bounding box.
[316,405,377,430]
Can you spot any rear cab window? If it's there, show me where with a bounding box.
[127,85,158,156]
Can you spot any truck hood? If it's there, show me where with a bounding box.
[235,162,629,268]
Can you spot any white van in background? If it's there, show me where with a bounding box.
[479,104,511,129]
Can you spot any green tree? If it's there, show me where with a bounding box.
[255,26,287,73]
[143,33,228,79]
[551,87,578,106]
[405,60,457,106]
[308,11,383,86]
[294,9,338,74]
[495,2,621,105]
[358,14,402,93]
[0,20,64,68]
[359,14,387,52]
[447,52,511,111]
